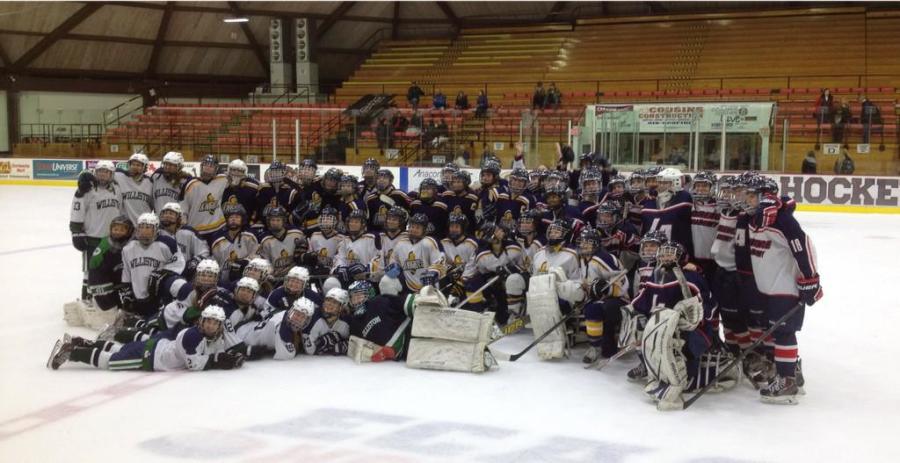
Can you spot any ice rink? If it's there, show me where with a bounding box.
[1,185,898,463]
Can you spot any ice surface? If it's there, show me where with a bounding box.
[0,185,898,463]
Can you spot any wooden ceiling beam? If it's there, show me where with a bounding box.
[13,3,102,70]
[436,2,462,30]
[227,1,269,76]
[146,1,174,76]
[392,1,401,40]
[317,2,358,40]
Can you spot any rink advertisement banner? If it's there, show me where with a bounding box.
[587,102,775,133]
[32,159,83,180]
[0,160,32,179]
[776,174,900,207]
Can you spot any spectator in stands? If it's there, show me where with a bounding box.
[454,91,469,110]
[834,149,855,175]
[832,99,852,145]
[376,117,390,149]
[814,88,834,125]
[859,96,882,144]
[533,82,546,110]
[546,82,562,109]
[475,90,489,118]
[433,89,447,110]
[407,81,424,110]
[801,150,818,174]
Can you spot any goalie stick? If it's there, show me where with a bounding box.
[584,344,636,370]
[682,302,804,410]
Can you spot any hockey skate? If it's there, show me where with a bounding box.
[627,361,648,382]
[582,346,600,364]
[795,358,806,395]
[760,375,800,405]
[742,352,774,389]
[47,334,75,370]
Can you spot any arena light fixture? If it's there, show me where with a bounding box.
[224,17,249,23]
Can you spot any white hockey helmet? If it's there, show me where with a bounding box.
[195,259,221,276]
[161,202,183,216]
[288,297,316,331]
[228,159,248,175]
[162,151,184,166]
[94,160,116,173]
[244,258,272,281]
[235,276,260,294]
[129,152,149,166]
[325,287,349,306]
[201,304,226,322]
[656,167,683,192]
[290,297,316,318]
[137,212,160,228]
[286,266,310,282]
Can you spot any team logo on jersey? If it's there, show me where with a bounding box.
[275,249,292,270]
[404,251,424,271]
[453,255,463,266]
[318,247,333,267]
[375,206,387,225]
[311,192,322,210]
[539,261,548,273]
[229,250,238,262]
[348,250,357,263]
[199,193,218,215]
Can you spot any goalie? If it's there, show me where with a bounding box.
[620,242,731,411]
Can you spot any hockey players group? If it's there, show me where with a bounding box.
[49,149,823,410]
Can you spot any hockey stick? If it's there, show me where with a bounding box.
[584,344,635,370]
[494,311,578,362]
[451,275,501,310]
[682,302,804,410]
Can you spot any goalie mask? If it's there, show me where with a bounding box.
[288,298,315,332]
[243,258,272,283]
[284,266,310,296]
[227,159,248,187]
[546,219,572,246]
[376,169,394,192]
[441,163,459,189]
[596,202,622,232]
[640,231,668,264]
[508,168,529,197]
[199,305,226,340]
[318,206,338,234]
[265,161,287,185]
[234,277,260,306]
[136,212,159,246]
[349,280,376,312]
[690,171,718,203]
[194,259,221,294]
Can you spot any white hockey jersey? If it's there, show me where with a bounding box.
[710,213,738,271]
[258,228,307,279]
[518,236,543,273]
[375,230,407,273]
[182,175,228,235]
[114,171,154,224]
[71,184,122,238]
[580,252,628,299]
[236,310,299,360]
[303,317,350,355]
[151,173,187,213]
[308,231,344,271]
[531,244,580,280]
[122,235,186,299]
[335,233,381,270]
[152,326,234,371]
[441,237,478,274]
[463,241,525,279]
[691,201,720,261]
[390,236,446,292]
[160,227,210,268]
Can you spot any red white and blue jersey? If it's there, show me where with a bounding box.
[631,267,716,322]
[691,200,720,262]
[640,190,694,258]
[599,222,640,258]
[748,197,818,298]
[711,212,739,271]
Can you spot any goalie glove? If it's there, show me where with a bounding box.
[206,351,245,370]
[797,274,823,306]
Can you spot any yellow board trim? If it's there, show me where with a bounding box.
[0,179,77,187]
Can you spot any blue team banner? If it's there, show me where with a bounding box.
[32,159,83,180]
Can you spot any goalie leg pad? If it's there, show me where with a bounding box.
[412,306,495,343]
[63,300,87,327]
[505,273,526,317]
[348,335,384,364]
[406,338,490,373]
[641,308,689,402]
[526,274,566,360]
[80,304,120,330]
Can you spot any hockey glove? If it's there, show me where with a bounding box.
[118,285,135,310]
[385,263,402,279]
[77,170,96,195]
[797,274,823,306]
[334,266,352,287]
[207,351,245,370]
[420,270,439,288]
[227,259,249,282]
[300,251,319,268]
[148,269,178,300]
[589,277,609,300]
[71,233,90,251]
[315,331,347,356]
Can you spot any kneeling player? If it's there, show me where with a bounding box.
[578,228,629,365]
[348,281,415,362]
[48,305,244,372]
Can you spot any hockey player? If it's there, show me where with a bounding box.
[330,209,379,290]
[235,297,316,361]
[115,152,155,224]
[624,242,723,410]
[539,184,584,241]
[384,213,446,294]
[440,213,478,300]
[257,161,299,230]
[640,167,694,258]
[689,171,720,281]
[182,155,228,242]
[631,231,667,299]
[461,221,525,324]
[531,218,580,281]
[576,169,603,227]
[348,280,415,361]
[360,158,380,197]
[257,206,307,282]
[48,305,244,372]
[210,204,259,284]
[375,206,409,277]
[121,212,185,316]
[151,151,190,212]
[527,169,548,206]
[305,288,351,356]
[366,169,410,232]
[516,209,545,272]
[578,228,630,364]
[158,202,210,278]
[87,216,134,312]
[305,206,344,279]
[337,173,367,224]
[596,201,640,268]
[496,168,535,233]
[222,159,260,224]
[625,169,648,231]
[709,175,748,356]
[410,178,448,239]
[265,266,322,318]
[241,257,274,298]
[439,163,459,194]
[746,176,821,404]
[475,159,506,225]
[72,160,122,300]
[441,170,479,234]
